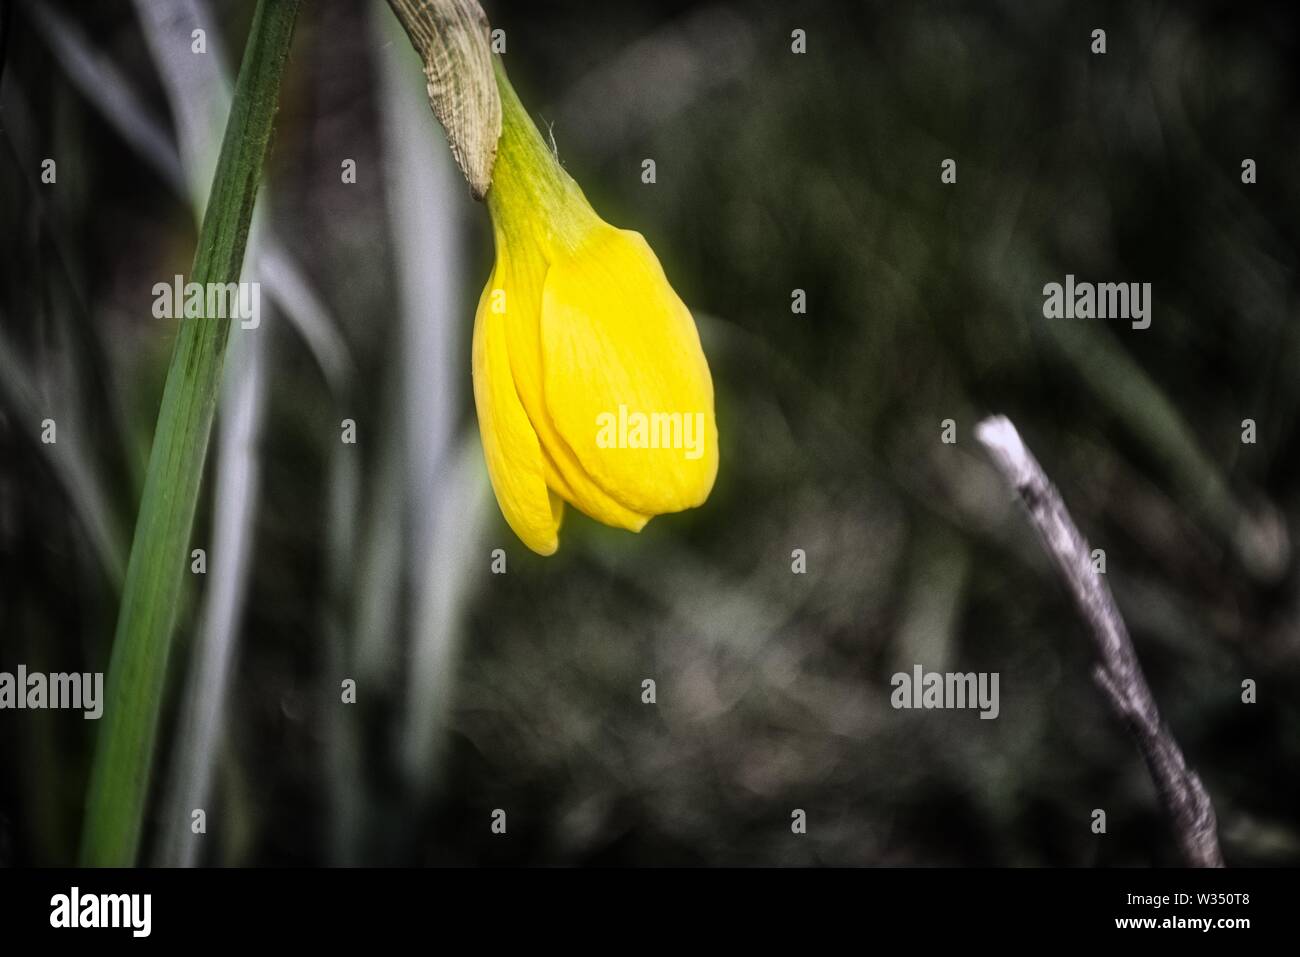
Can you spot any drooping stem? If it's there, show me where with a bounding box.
[80,0,301,868]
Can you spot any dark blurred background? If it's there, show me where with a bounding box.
[2,0,1299,866]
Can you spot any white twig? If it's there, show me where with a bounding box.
[976,415,1223,868]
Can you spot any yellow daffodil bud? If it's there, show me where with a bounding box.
[473,60,718,554]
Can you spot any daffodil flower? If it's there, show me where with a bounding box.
[473,61,718,554]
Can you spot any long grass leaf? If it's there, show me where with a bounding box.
[79,0,301,867]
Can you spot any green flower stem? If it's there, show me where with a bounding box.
[80,0,301,868]
[487,58,596,253]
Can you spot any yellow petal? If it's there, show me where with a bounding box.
[471,262,563,555]
[493,223,653,532]
[541,225,718,516]
[537,441,651,532]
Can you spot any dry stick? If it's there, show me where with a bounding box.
[975,415,1224,868]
